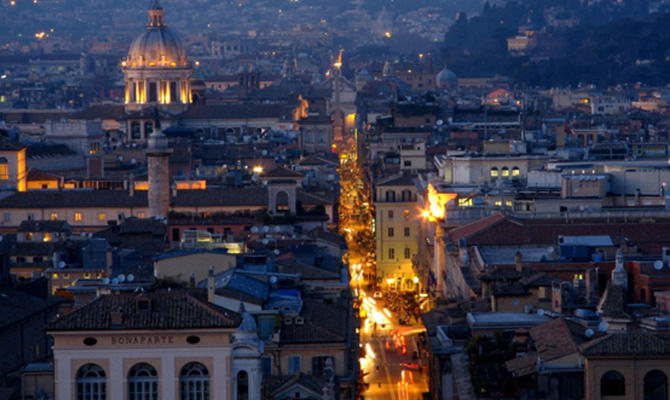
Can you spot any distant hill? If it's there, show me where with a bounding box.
[440,0,670,87]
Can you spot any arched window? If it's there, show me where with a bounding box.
[76,364,106,400]
[237,371,248,400]
[644,370,668,400]
[501,167,510,178]
[385,190,396,202]
[512,166,520,178]
[601,370,625,397]
[490,167,499,179]
[401,190,412,202]
[180,362,209,400]
[128,363,158,400]
[0,157,8,180]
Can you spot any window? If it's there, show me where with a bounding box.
[237,371,248,400]
[0,157,8,180]
[601,370,625,397]
[49,212,58,221]
[180,362,209,400]
[501,167,510,178]
[403,160,411,167]
[403,209,410,220]
[76,364,106,400]
[512,167,520,178]
[387,227,394,237]
[404,248,411,259]
[132,122,141,139]
[144,121,153,136]
[644,370,667,400]
[170,82,177,103]
[288,356,301,374]
[388,248,395,260]
[401,190,412,202]
[311,356,334,376]
[404,227,410,237]
[490,167,499,178]
[385,191,396,202]
[74,212,82,222]
[97,212,106,222]
[387,210,394,219]
[261,357,271,377]
[128,363,158,400]
[3,213,9,222]
[148,82,157,102]
[137,212,145,219]
[89,142,100,155]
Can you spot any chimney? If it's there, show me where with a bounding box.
[128,173,135,197]
[207,266,215,303]
[171,183,178,198]
[515,251,523,273]
[189,273,196,289]
[110,306,123,327]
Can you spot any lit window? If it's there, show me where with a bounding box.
[74,212,82,222]
[97,212,106,222]
[52,273,58,279]
[501,167,510,178]
[458,198,473,207]
[43,232,51,242]
[0,157,8,180]
[490,167,499,178]
[50,212,58,221]
[137,212,145,218]
[404,209,410,220]
[505,201,513,207]
[494,200,502,206]
[512,167,520,177]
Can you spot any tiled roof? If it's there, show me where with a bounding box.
[0,287,63,329]
[178,103,291,120]
[598,283,631,320]
[448,213,507,243]
[376,174,416,187]
[276,260,340,280]
[0,136,26,151]
[48,292,240,331]
[17,220,72,233]
[279,298,348,343]
[261,166,304,178]
[263,373,325,399]
[0,187,333,209]
[68,104,125,120]
[519,272,553,287]
[581,332,670,356]
[27,168,60,181]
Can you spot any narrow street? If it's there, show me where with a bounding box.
[336,127,428,400]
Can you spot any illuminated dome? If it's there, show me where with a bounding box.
[122,0,193,118]
[125,0,188,69]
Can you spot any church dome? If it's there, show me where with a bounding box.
[436,66,458,90]
[125,0,188,69]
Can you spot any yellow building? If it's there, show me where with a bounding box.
[0,136,27,192]
[374,175,420,291]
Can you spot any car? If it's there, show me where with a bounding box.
[401,363,421,371]
[373,291,383,299]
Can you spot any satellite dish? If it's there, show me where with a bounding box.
[547,246,555,254]
[598,321,609,332]
[537,309,545,317]
[436,119,443,126]
[270,276,278,284]
[111,278,119,285]
[654,260,664,270]
[262,239,269,245]
[251,226,259,233]
[57,261,66,269]
[585,328,594,338]
[102,277,110,285]
[0,235,3,242]
[274,249,280,255]
[81,232,86,237]
[262,226,270,233]
[273,226,281,233]
[117,274,125,283]
[127,274,134,282]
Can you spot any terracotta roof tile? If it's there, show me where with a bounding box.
[581,332,670,356]
[48,292,240,331]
